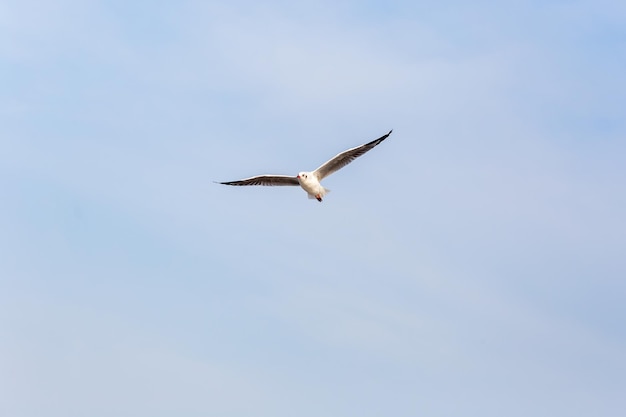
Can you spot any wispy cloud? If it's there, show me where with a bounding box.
[1,1,625,416]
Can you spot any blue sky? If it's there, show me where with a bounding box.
[1,1,625,416]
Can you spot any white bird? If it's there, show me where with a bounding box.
[218,130,392,202]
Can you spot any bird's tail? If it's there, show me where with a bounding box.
[307,187,331,199]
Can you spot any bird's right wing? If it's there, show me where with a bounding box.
[313,130,392,181]
[218,174,300,186]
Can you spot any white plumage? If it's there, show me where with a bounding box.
[218,130,392,202]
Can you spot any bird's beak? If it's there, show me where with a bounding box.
[296,175,300,179]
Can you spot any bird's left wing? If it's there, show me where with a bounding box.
[218,174,300,186]
[313,130,392,181]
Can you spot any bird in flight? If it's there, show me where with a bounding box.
[218,130,392,202]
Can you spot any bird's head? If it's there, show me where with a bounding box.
[296,172,309,181]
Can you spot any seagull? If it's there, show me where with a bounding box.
[218,130,392,202]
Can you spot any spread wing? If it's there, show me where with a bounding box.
[218,174,300,187]
[313,130,392,180]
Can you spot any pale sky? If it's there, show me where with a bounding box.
[1,1,625,416]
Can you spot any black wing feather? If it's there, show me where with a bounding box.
[314,130,392,180]
[218,174,300,187]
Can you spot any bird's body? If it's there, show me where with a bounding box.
[218,130,392,202]
[296,172,329,202]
